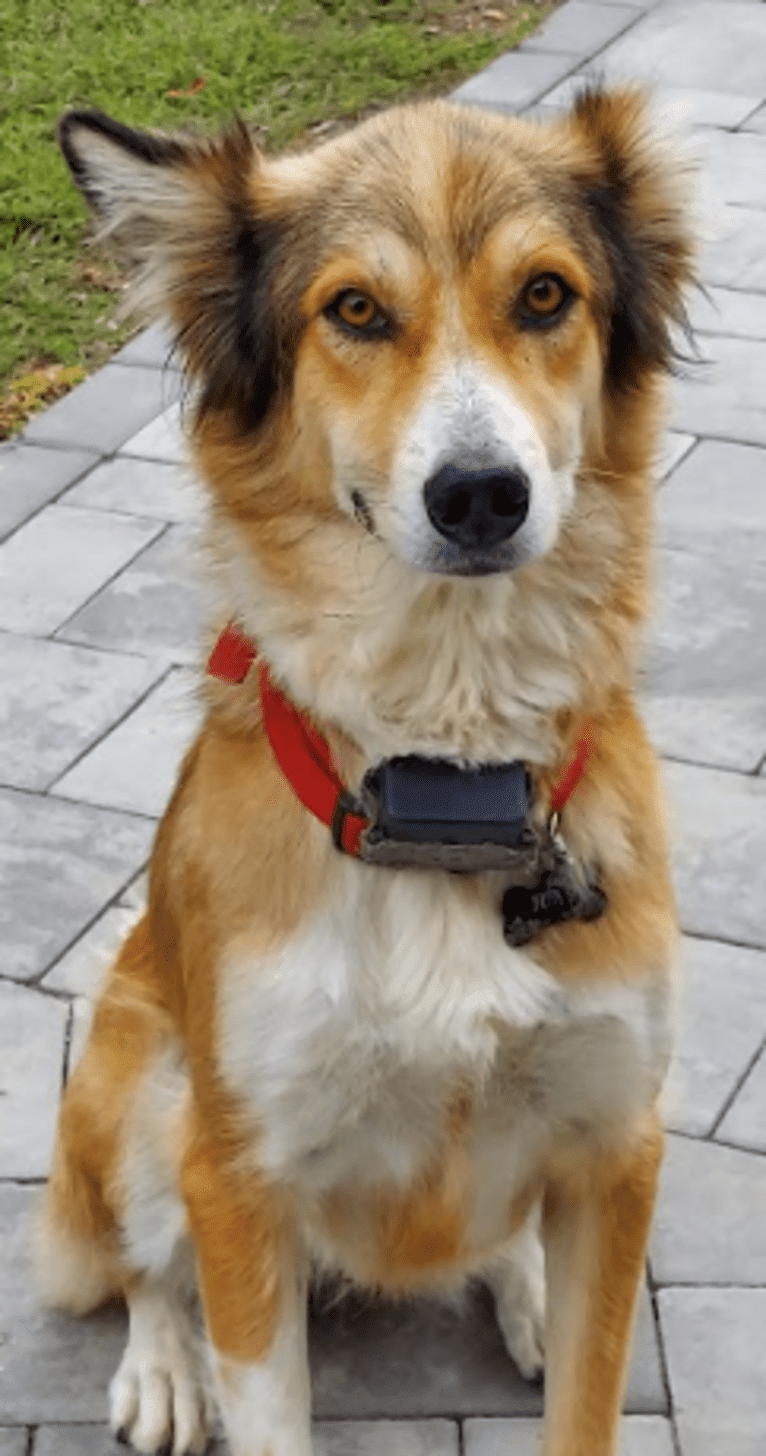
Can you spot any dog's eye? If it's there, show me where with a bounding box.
[519,273,572,325]
[327,289,389,337]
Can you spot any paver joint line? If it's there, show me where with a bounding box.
[43,662,175,798]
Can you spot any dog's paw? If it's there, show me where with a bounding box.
[493,1276,545,1383]
[109,1284,214,1455]
[483,1219,546,1384]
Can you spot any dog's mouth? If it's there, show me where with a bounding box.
[351,489,376,535]
[426,544,523,577]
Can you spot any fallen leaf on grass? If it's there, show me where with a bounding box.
[78,258,122,292]
[167,76,206,98]
[0,364,87,441]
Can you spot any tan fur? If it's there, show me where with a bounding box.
[542,1112,664,1456]
[44,87,696,1456]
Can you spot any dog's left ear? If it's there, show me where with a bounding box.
[567,85,697,390]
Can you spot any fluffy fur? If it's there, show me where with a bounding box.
[41,88,695,1456]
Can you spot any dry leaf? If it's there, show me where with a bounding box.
[0,364,87,441]
[167,76,206,98]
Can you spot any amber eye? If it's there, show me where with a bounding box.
[521,273,569,320]
[328,289,388,336]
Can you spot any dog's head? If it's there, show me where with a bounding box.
[59,92,695,586]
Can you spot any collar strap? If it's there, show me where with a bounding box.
[207,623,366,853]
[207,623,591,858]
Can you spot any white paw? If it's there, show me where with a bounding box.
[484,1221,546,1384]
[494,1280,545,1383]
[109,1284,214,1454]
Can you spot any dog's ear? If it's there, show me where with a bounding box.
[567,85,697,391]
[58,109,287,428]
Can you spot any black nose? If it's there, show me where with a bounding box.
[424,463,530,550]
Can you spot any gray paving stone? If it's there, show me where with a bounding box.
[701,205,766,290]
[31,1421,458,1456]
[32,1427,135,1456]
[0,1183,126,1424]
[698,130,766,210]
[651,1135,766,1285]
[65,453,206,522]
[119,401,186,464]
[659,1288,766,1456]
[669,336,766,446]
[22,364,181,454]
[314,1422,459,1456]
[663,760,766,947]
[523,1,641,55]
[58,522,203,668]
[594,1,766,94]
[310,1286,542,1421]
[659,86,764,129]
[540,70,761,129]
[742,102,766,134]
[453,50,581,111]
[0,635,162,792]
[640,690,766,774]
[662,939,766,1138]
[649,541,765,683]
[643,546,766,772]
[117,869,149,911]
[644,0,766,5]
[114,321,179,370]
[690,286,766,339]
[464,1421,541,1456]
[464,1415,675,1456]
[655,432,695,482]
[0,443,100,541]
[43,901,141,999]
[0,504,163,635]
[309,1282,664,1418]
[0,787,154,983]
[658,439,766,560]
[0,982,67,1180]
[0,1432,27,1456]
[53,667,203,817]
[716,1046,766,1152]
[0,1250,658,1429]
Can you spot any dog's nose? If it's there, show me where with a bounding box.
[424,463,530,550]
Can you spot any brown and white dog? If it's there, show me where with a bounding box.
[40,88,695,1456]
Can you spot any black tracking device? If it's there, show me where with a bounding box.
[369,756,531,846]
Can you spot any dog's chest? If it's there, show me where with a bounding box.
[217,867,666,1202]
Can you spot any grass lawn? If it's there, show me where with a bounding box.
[1,0,558,437]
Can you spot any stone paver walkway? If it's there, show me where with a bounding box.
[2,1,766,1452]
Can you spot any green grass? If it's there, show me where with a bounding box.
[1,0,556,431]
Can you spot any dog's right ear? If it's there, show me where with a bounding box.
[58,109,288,429]
[58,109,190,218]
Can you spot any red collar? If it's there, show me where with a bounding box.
[207,623,591,858]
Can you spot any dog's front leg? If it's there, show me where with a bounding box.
[182,1125,312,1456]
[540,1112,663,1456]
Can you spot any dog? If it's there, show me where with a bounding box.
[39,86,695,1456]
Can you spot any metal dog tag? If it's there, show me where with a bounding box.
[501,828,607,946]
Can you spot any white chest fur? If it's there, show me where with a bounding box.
[217,861,672,1203]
